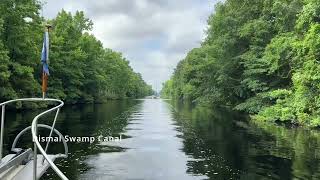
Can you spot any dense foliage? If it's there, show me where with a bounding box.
[0,0,152,107]
[161,0,320,127]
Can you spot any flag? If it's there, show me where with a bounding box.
[41,31,49,75]
[41,30,49,97]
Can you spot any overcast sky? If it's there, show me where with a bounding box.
[42,0,218,91]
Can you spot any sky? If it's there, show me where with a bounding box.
[42,0,218,92]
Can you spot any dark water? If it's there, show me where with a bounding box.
[3,99,320,179]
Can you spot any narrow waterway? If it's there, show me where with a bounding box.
[3,99,320,179]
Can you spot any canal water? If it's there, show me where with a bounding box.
[3,99,320,179]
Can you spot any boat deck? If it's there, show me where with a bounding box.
[0,154,57,180]
[0,98,68,179]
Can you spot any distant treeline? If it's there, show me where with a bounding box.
[161,0,320,127]
[0,0,153,107]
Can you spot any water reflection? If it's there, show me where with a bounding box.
[3,99,320,179]
[81,99,205,180]
[172,101,320,179]
[250,121,320,180]
[3,100,139,180]
[171,101,244,179]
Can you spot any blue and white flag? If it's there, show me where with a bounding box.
[41,31,49,75]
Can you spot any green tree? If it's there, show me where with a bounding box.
[0,0,42,102]
[0,3,152,106]
[163,0,320,127]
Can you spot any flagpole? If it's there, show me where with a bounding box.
[42,71,45,99]
[42,24,51,99]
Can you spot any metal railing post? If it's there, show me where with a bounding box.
[0,105,5,162]
[0,98,68,179]
[33,121,38,180]
[42,108,60,163]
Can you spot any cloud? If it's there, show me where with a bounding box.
[42,0,218,91]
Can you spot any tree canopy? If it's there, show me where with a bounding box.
[0,0,152,107]
[161,0,320,127]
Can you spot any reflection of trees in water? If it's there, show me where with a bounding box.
[170,101,320,179]
[252,121,320,179]
[171,102,243,179]
[8,100,320,179]
[37,100,141,180]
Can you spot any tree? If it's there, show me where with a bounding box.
[0,2,152,106]
[162,0,320,127]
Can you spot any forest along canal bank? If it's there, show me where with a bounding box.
[3,99,320,179]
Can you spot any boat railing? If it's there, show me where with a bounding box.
[0,98,68,180]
